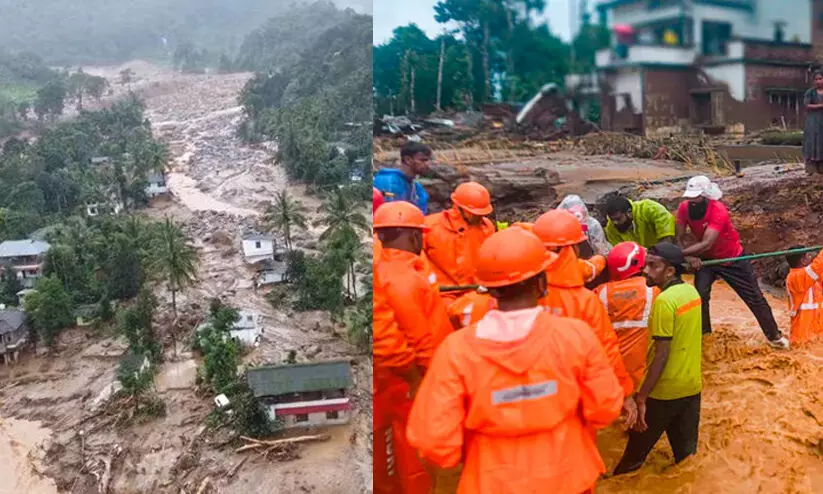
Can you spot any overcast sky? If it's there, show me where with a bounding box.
[373,0,573,45]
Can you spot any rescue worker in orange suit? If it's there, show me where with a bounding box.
[374,201,453,494]
[593,242,660,390]
[511,221,605,283]
[532,209,637,422]
[424,182,495,302]
[784,246,823,345]
[407,227,624,494]
[373,187,385,263]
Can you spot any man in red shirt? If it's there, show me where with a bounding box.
[676,175,789,349]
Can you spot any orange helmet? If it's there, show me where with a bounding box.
[372,187,385,215]
[533,209,588,247]
[476,228,558,288]
[451,182,493,216]
[510,221,534,233]
[373,201,428,230]
[607,241,646,281]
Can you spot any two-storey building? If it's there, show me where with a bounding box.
[572,0,822,135]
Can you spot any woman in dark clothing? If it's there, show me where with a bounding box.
[803,70,823,174]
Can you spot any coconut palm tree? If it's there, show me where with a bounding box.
[152,217,198,318]
[317,187,368,242]
[263,190,308,251]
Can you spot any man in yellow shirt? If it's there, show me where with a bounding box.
[613,242,702,475]
[604,196,676,248]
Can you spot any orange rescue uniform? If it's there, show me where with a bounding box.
[424,208,494,300]
[373,284,418,494]
[786,251,823,345]
[374,248,453,494]
[593,276,659,390]
[539,247,635,397]
[407,310,623,494]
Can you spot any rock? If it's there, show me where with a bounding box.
[304,345,322,359]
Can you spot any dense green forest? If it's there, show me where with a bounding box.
[233,3,372,349]
[0,96,165,238]
[373,1,609,115]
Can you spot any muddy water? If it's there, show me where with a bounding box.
[0,418,58,494]
[165,172,260,217]
[598,280,823,493]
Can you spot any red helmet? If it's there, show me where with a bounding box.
[607,241,646,281]
[373,187,385,215]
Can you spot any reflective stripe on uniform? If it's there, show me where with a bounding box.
[612,286,654,329]
[598,285,608,308]
[791,286,818,316]
[805,265,819,281]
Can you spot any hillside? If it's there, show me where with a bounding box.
[0,0,356,64]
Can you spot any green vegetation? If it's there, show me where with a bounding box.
[373,3,609,114]
[759,130,803,146]
[238,7,371,188]
[0,96,165,239]
[234,3,372,353]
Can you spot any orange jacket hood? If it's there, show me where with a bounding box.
[545,246,585,288]
[472,308,547,374]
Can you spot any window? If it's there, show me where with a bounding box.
[326,410,339,420]
[768,92,799,111]
[702,21,732,56]
[295,414,309,423]
[255,241,261,249]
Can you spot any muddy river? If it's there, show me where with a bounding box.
[0,418,58,494]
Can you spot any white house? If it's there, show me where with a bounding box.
[231,310,262,347]
[196,309,263,348]
[145,172,168,198]
[242,234,277,265]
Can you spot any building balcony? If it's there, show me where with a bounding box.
[597,44,697,69]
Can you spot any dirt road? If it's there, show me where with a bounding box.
[0,61,370,493]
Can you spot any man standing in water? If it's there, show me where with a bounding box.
[613,243,702,474]
[675,176,789,349]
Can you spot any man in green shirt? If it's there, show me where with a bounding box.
[604,196,676,248]
[613,242,702,475]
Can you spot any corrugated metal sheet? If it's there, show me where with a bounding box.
[246,360,352,397]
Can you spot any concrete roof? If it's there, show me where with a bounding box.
[0,240,50,258]
[0,310,26,335]
[246,360,351,397]
[243,233,274,241]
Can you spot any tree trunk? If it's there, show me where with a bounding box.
[436,34,445,111]
[506,9,516,102]
[410,66,416,115]
[171,288,177,319]
[482,21,491,103]
[465,43,474,110]
[350,260,357,300]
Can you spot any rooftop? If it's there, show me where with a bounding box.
[0,310,26,335]
[246,360,352,397]
[0,240,50,258]
[243,233,274,242]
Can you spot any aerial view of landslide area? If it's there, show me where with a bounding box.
[0,0,372,493]
[375,112,823,492]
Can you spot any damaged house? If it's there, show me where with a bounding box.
[572,0,821,135]
[0,239,50,289]
[246,360,352,429]
[0,309,27,365]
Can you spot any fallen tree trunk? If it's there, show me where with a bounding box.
[235,434,330,453]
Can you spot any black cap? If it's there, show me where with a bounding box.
[648,242,685,270]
